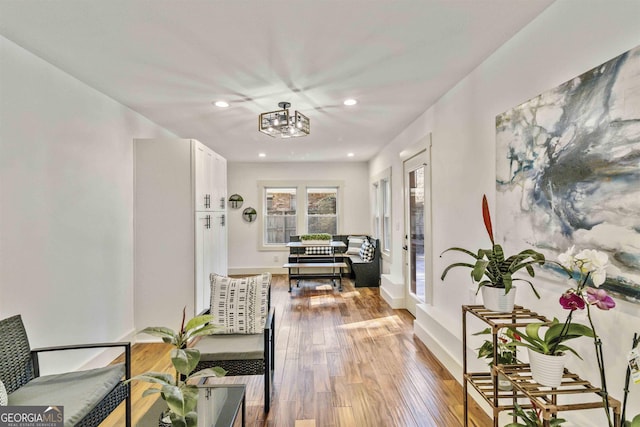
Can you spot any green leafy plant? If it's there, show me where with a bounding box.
[474,328,519,366]
[128,308,226,427]
[505,318,594,358]
[440,195,546,296]
[505,402,566,426]
[624,415,640,427]
[300,233,332,241]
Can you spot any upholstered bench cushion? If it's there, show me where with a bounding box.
[195,334,264,361]
[349,255,371,264]
[8,364,125,427]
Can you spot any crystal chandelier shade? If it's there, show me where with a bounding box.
[258,102,310,138]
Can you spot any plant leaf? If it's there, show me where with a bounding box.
[440,261,476,280]
[139,326,178,345]
[189,366,227,379]
[171,348,201,376]
[482,195,494,245]
[184,315,214,337]
[127,372,174,385]
[472,259,489,281]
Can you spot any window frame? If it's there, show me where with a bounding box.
[371,168,392,259]
[258,180,344,251]
[306,186,339,235]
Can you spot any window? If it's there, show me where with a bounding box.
[259,181,344,249]
[372,181,381,239]
[307,187,338,234]
[372,168,391,257]
[264,188,297,245]
[382,177,391,253]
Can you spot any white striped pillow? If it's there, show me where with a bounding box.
[209,273,271,334]
[347,235,366,255]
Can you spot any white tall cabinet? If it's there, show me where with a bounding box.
[134,138,227,330]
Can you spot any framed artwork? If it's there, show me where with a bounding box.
[495,45,640,303]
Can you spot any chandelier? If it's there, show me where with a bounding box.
[258,102,310,138]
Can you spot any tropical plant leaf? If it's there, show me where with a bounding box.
[440,261,476,280]
[482,195,495,244]
[472,259,489,281]
[189,366,227,379]
[184,315,214,336]
[171,348,201,376]
[139,326,178,344]
[189,324,219,337]
[162,384,199,418]
[141,388,162,397]
[127,372,174,385]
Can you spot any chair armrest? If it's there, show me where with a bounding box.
[30,342,131,379]
[264,306,275,334]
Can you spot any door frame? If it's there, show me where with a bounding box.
[402,136,433,316]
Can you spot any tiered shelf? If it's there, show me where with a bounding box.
[462,304,621,427]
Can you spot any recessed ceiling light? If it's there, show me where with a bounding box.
[343,99,357,106]
[347,152,355,157]
[258,153,266,158]
[214,101,229,108]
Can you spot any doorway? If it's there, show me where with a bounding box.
[403,149,431,316]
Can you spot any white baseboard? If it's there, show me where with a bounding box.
[413,304,493,420]
[380,274,405,308]
[78,327,137,371]
[228,267,288,275]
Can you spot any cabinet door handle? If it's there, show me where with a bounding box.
[204,194,211,208]
[206,215,211,229]
[220,214,225,226]
[220,197,225,209]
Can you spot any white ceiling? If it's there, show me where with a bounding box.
[0,0,555,162]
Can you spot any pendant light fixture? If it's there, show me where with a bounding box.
[258,102,310,138]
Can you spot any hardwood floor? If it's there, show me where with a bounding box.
[101,275,490,426]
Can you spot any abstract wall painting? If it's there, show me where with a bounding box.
[495,45,640,303]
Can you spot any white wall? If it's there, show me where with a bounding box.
[0,36,175,372]
[372,1,640,424]
[227,161,370,274]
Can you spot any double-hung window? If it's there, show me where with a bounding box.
[307,187,337,235]
[260,181,342,249]
[264,188,297,245]
[372,168,391,257]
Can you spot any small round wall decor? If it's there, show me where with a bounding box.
[228,194,244,209]
[242,207,257,222]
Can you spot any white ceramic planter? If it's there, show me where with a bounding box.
[300,239,331,245]
[528,348,567,388]
[481,286,517,313]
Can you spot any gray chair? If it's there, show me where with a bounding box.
[194,274,275,413]
[0,314,131,427]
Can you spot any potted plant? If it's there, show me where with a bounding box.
[505,402,566,426]
[505,318,594,387]
[474,328,520,390]
[440,195,547,312]
[300,233,332,245]
[128,308,226,427]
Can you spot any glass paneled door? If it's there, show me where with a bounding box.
[403,150,430,316]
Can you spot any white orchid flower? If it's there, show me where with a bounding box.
[566,248,609,287]
[558,245,576,270]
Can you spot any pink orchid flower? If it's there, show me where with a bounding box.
[586,287,616,310]
[559,292,585,311]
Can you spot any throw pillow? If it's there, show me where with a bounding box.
[305,246,332,255]
[346,235,366,255]
[210,273,271,334]
[0,379,7,406]
[359,239,375,262]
